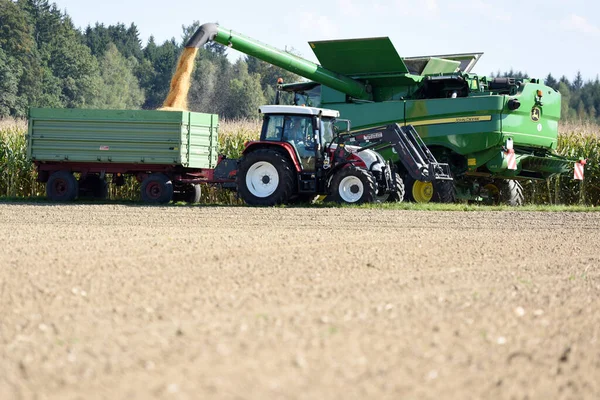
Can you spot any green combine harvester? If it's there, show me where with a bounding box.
[186,23,576,205]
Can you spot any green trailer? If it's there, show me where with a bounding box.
[185,23,579,205]
[28,108,236,203]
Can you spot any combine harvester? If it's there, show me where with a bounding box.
[186,23,582,205]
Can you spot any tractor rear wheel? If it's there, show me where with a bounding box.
[46,171,78,202]
[140,173,173,204]
[329,165,377,205]
[237,149,296,206]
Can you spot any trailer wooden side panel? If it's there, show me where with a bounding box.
[27,108,219,169]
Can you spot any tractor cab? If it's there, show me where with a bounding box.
[257,105,339,173]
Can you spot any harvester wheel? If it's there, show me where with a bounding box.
[78,175,108,199]
[46,171,78,202]
[238,149,295,206]
[499,179,524,206]
[404,176,434,203]
[329,165,377,204]
[482,180,524,206]
[432,179,457,203]
[404,176,456,203]
[387,173,406,203]
[140,173,173,204]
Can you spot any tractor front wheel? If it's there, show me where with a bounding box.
[237,149,296,206]
[329,165,377,205]
[386,173,406,203]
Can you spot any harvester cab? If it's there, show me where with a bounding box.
[236,105,452,206]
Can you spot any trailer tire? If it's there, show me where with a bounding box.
[141,173,173,204]
[238,149,296,206]
[387,173,406,203]
[79,175,108,200]
[329,165,377,205]
[46,171,78,202]
[174,183,202,204]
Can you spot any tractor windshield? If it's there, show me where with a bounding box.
[321,118,335,146]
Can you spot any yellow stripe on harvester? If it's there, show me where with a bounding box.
[406,115,492,127]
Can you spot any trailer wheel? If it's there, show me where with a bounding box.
[173,183,202,204]
[329,165,377,204]
[387,173,406,203]
[141,173,173,204]
[79,175,108,199]
[238,149,295,206]
[46,171,78,202]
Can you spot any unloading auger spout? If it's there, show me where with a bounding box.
[184,23,371,101]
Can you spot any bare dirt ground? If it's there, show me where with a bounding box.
[0,204,599,400]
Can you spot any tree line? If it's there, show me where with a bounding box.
[1,0,599,123]
[0,0,298,119]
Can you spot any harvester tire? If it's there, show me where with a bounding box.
[499,179,524,206]
[432,179,457,203]
[141,173,173,204]
[403,176,433,203]
[387,173,406,203]
[46,171,78,202]
[238,149,296,206]
[78,175,108,200]
[404,176,456,203]
[329,165,377,205]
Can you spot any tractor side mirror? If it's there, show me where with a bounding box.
[334,119,351,136]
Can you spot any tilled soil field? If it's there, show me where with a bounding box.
[0,204,599,399]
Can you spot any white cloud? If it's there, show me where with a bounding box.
[560,14,600,37]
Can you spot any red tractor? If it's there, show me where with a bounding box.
[237,106,452,206]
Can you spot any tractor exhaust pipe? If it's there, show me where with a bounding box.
[185,23,219,48]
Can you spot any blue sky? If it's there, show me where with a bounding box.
[54,0,598,82]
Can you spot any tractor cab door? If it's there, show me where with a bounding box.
[281,115,317,172]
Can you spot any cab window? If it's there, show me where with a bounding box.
[263,115,284,141]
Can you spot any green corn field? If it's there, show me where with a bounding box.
[1,118,598,205]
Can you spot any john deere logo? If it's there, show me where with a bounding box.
[531,107,541,122]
